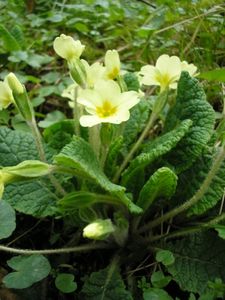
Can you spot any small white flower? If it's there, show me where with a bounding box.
[53,34,85,61]
[181,61,198,77]
[78,80,140,127]
[140,54,181,91]
[0,79,14,110]
[104,50,121,79]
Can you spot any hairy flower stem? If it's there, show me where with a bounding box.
[113,111,158,183]
[139,146,225,234]
[28,118,66,196]
[0,243,111,255]
[149,212,225,243]
[73,86,80,136]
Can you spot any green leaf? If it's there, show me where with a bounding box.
[54,136,142,214]
[151,271,171,288]
[213,225,225,239]
[123,72,140,92]
[143,288,173,300]
[0,127,57,217]
[105,136,124,178]
[38,111,66,128]
[122,119,192,186]
[166,232,225,294]
[10,25,25,49]
[137,167,177,211]
[0,24,21,51]
[55,273,77,293]
[43,119,74,151]
[156,250,175,266]
[3,254,51,289]
[198,69,225,82]
[81,267,133,300]
[175,150,225,216]
[164,72,215,172]
[59,191,123,212]
[123,99,152,147]
[0,200,16,240]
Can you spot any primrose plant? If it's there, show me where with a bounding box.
[0,34,225,299]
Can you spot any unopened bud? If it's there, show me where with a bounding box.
[83,219,115,240]
[68,59,87,87]
[5,73,34,121]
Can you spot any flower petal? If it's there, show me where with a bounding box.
[79,115,101,127]
[94,80,121,103]
[117,91,140,110]
[139,65,160,86]
[78,89,102,108]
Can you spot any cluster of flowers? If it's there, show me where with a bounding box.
[0,34,197,128]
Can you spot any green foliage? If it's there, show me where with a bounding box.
[54,136,142,214]
[3,254,51,289]
[0,127,57,217]
[156,250,175,266]
[123,72,140,92]
[0,24,21,51]
[151,271,172,289]
[55,273,77,293]
[175,150,225,216]
[0,200,16,239]
[105,136,124,177]
[38,111,66,128]
[143,288,173,300]
[123,99,152,147]
[122,119,192,186]
[164,72,215,172]
[198,69,225,82]
[166,232,225,294]
[81,267,133,300]
[137,167,177,211]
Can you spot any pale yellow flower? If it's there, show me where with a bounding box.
[53,34,85,61]
[78,80,140,127]
[181,60,198,76]
[140,54,181,91]
[81,59,106,88]
[104,50,121,79]
[0,79,14,110]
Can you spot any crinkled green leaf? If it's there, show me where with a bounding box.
[123,99,151,146]
[3,254,51,289]
[151,271,172,288]
[43,119,74,151]
[137,167,177,211]
[122,119,192,186]
[0,127,57,217]
[0,200,16,240]
[105,136,124,178]
[164,72,215,172]
[81,267,133,300]
[54,136,142,214]
[123,72,140,92]
[166,231,225,294]
[175,150,225,216]
[3,180,57,217]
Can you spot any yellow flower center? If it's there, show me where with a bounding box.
[107,67,120,79]
[96,101,117,118]
[155,72,172,89]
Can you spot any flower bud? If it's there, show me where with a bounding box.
[83,219,115,240]
[68,59,87,87]
[6,73,24,94]
[53,34,85,61]
[105,50,120,79]
[5,73,34,121]
[0,80,14,110]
